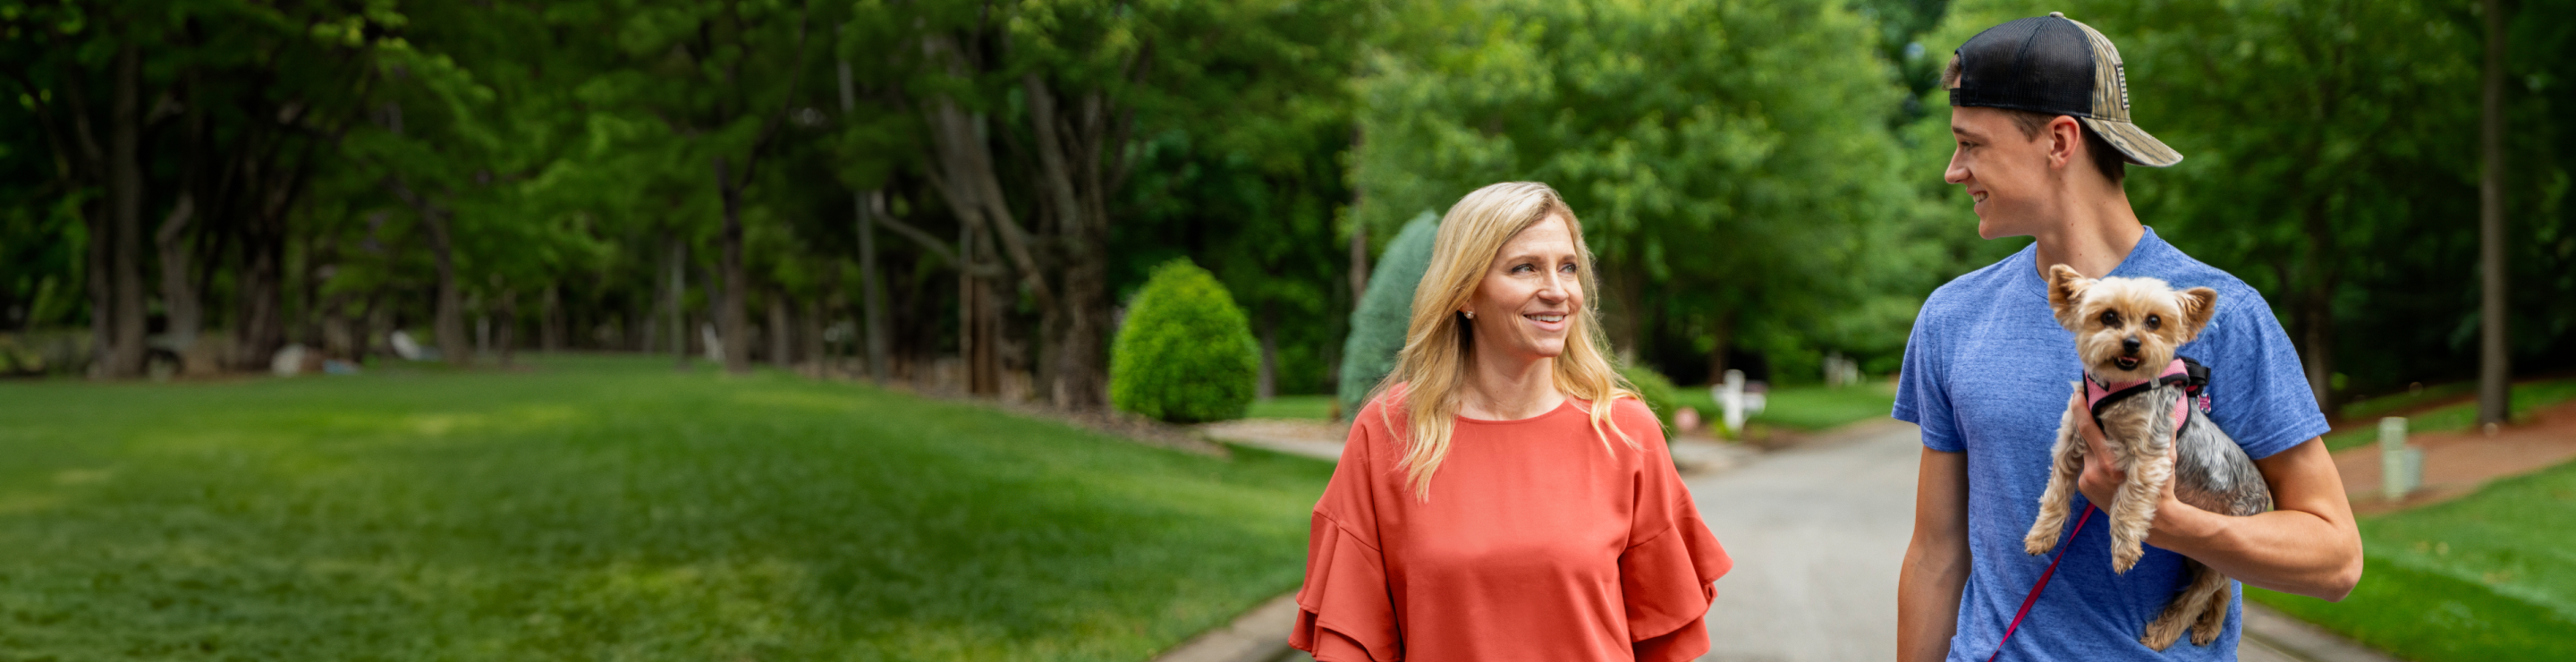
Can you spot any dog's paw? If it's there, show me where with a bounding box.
[2190,619,2223,647]
[2111,545,2144,574]
[2140,624,2184,651]
[2023,527,2059,556]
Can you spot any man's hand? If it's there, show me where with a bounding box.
[2066,396,2363,600]
[2069,395,2184,515]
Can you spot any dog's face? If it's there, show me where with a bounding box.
[2046,264,2217,382]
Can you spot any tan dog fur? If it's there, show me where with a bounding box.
[2029,264,2253,649]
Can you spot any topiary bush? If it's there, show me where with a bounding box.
[1335,212,1442,415]
[1111,259,1262,423]
[1619,363,1682,434]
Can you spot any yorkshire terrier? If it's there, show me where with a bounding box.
[2024,264,2275,650]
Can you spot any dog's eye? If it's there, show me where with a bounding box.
[2145,314,2162,330]
[2098,310,2121,327]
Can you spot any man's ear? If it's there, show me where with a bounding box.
[2047,264,2091,331]
[2175,287,2218,343]
[2046,115,2084,173]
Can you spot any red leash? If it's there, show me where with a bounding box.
[1986,504,2096,662]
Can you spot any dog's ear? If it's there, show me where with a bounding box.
[2046,264,2093,331]
[2175,286,2218,343]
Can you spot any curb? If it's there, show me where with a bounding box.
[1150,592,1302,662]
[2242,602,2409,662]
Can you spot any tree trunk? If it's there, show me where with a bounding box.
[156,193,199,370]
[768,293,792,369]
[803,297,826,373]
[1707,309,1735,386]
[668,238,689,368]
[233,216,285,371]
[419,207,466,366]
[2477,0,2512,426]
[714,157,750,374]
[1020,75,1118,410]
[859,191,890,383]
[85,198,111,377]
[104,43,148,378]
[496,288,518,366]
[540,283,564,352]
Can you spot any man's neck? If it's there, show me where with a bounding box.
[2029,185,2145,279]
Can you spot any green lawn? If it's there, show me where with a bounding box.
[2250,459,2576,661]
[2323,378,2576,450]
[1245,395,1336,420]
[0,354,1332,660]
[1673,381,1899,434]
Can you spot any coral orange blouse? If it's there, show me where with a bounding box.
[1292,395,1732,662]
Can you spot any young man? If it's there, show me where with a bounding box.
[1893,13,2363,661]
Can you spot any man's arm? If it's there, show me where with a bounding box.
[1899,448,1970,662]
[2075,422,2364,599]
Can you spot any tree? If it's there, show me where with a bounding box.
[1354,0,1932,385]
[1336,212,1436,412]
[1932,0,2480,407]
[2477,0,2510,426]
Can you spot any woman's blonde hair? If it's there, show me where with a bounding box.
[1369,182,1640,499]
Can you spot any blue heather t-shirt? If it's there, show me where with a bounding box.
[1893,227,2330,661]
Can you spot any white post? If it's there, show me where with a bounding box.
[2380,417,2419,501]
[1717,369,1748,437]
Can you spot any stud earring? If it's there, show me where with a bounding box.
[1462,310,1476,319]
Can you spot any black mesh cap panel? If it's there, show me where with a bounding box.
[1948,16,2097,118]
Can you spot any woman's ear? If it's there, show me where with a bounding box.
[2175,287,2218,343]
[2046,264,2092,331]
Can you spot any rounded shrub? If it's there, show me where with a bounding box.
[1110,259,1261,423]
[1619,363,1682,433]
[1335,212,1442,415]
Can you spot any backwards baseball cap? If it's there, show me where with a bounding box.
[1946,12,2181,167]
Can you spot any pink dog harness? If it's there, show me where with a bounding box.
[2083,357,2211,432]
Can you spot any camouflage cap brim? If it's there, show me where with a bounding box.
[2080,117,2182,167]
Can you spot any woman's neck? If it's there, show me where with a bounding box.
[1457,350,1566,420]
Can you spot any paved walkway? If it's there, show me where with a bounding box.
[1690,420,1920,662]
[1683,420,2351,662]
[1216,418,2372,662]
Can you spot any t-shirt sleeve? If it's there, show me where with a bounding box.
[1291,403,1402,662]
[2188,288,2332,460]
[1894,308,1964,453]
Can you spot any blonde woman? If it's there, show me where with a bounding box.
[1290,182,1732,662]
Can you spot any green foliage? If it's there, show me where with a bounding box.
[1619,363,1681,431]
[1246,395,1337,420]
[2251,456,2576,661]
[0,355,1329,660]
[1353,0,1949,386]
[1110,259,1262,423]
[1923,0,2576,395]
[1336,212,1440,412]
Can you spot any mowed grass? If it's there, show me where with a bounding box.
[0,354,1332,661]
[2324,378,2576,451]
[1673,381,1899,433]
[1245,395,1336,420]
[2250,459,2576,661]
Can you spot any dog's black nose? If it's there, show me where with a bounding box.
[2122,336,2141,352]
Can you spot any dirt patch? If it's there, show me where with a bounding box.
[2336,400,2576,514]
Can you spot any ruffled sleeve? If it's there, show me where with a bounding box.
[1290,402,1402,662]
[1613,400,1733,662]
